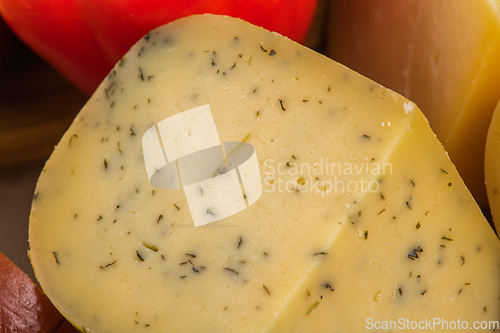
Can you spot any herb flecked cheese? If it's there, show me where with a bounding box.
[29,14,500,333]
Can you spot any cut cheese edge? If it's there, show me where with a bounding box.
[327,0,500,208]
[29,14,500,333]
[486,98,500,233]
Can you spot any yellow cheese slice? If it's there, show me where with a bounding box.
[327,0,500,208]
[486,99,500,233]
[30,14,500,332]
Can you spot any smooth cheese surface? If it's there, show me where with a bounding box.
[30,14,500,333]
[485,99,500,233]
[328,0,500,208]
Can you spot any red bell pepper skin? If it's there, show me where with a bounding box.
[0,0,317,96]
[0,0,111,96]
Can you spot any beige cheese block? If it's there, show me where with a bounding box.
[29,14,500,333]
[327,0,500,208]
[486,99,500,233]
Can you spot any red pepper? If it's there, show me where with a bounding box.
[0,0,317,95]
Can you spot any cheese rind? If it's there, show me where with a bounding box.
[485,99,500,233]
[29,14,500,333]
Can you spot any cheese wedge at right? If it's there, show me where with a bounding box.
[28,14,500,332]
[328,0,500,208]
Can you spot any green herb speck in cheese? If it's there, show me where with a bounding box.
[269,49,276,56]
[416,222,421,230]
[174,204,180,210]
[411,180,415,187]
[421,290,427,295]
[100,261,116,269]
[362,134,371,139]
[185,253,196,258]
[406,201,412,209]
[380,193,385,200]
[68,134,78,146]
[136,251,145,262]
[364,231,368,240]
[378,209,385,215]
[408,246,423,260]
[207,207,216,216]
[231,62,236,69]
[138,67,144,81]
[441,168,449,174]
[461,256,465,265]
[52,251,59,265]
[263,285,271,295]
[448,182,453,187]
[237,237,243,249]
[442,236,453,241]
[157,215,163,223]
[104,159,108,170]
[224,267,239,275]
[313,251,328,256]
[398,288,403,296]
[260,45,267,53]
[306,301,320,315]
[279,99,286,111]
